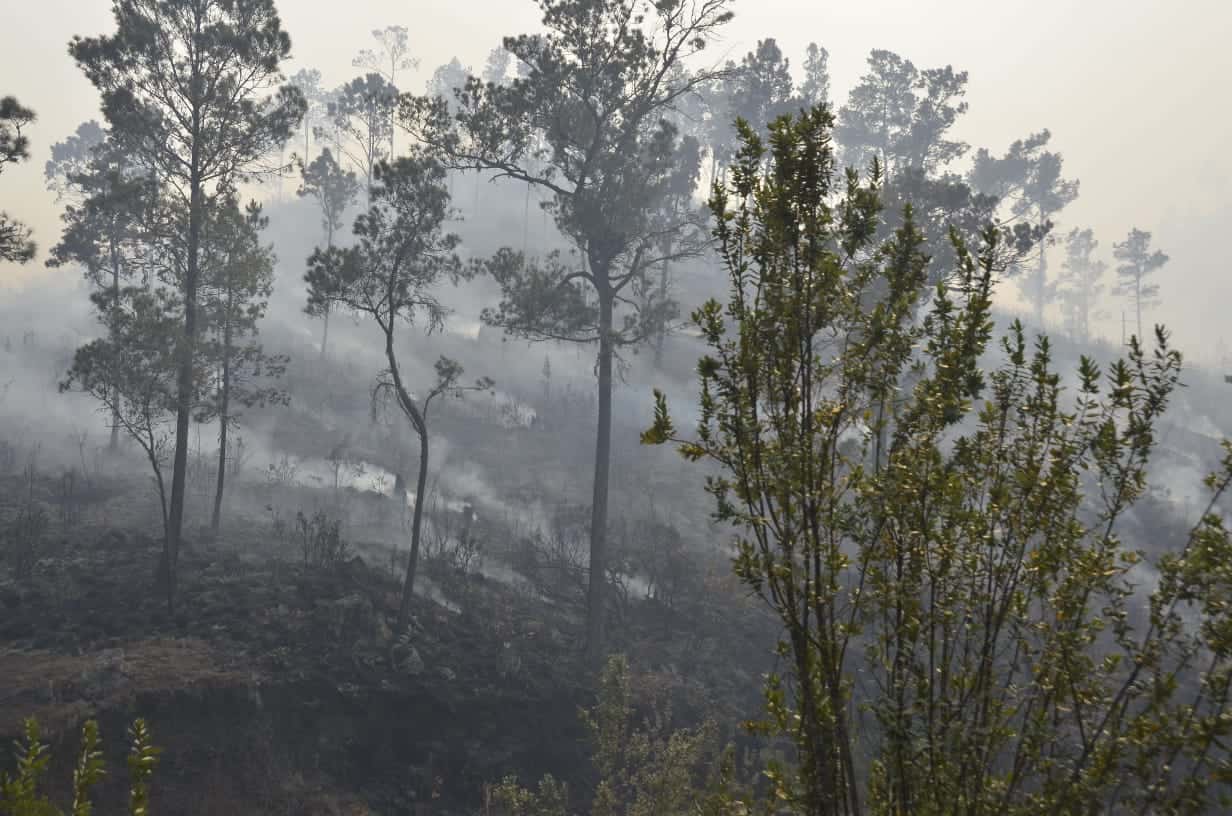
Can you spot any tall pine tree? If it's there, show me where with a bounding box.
[71,0,304,611]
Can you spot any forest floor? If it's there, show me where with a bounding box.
[0,457,772,814]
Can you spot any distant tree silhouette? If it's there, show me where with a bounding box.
[352,25,419,157]
[1057,227,1107,343]
[969,129,1079,325]
[297,148,360,358]
[1113,227,1169,343]
[798,42,831,109]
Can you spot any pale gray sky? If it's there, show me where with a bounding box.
[2,1,1229,359]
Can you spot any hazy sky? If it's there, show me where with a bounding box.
[2,1,1229,360]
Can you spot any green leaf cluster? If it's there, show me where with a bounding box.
[646,107,1232,815]
[1,719,160,816]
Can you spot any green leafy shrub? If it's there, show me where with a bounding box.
[0,718,159,816]
[488,656,720,816]
[646,107,1232,814]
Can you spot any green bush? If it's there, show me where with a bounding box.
[0,718,159,816]
[487,655,721,816]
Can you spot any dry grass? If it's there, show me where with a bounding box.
[0,637,254,735]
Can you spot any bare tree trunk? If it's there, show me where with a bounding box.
[320,306,330,360]
[523,184,531,254]
[384,334,430,633]
[398,427,428,631]
[653,256,669,368]
[109,405,121,451]
[1136,274,1143,342]
[1035,215,1047,326]
[586,284,614,661]
[211,306,233,535]
[108,243,121,451]
[142,417,169,545]
[166,132,203,616]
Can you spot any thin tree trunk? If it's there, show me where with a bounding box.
[1035,215,1047,326]
[523,184,531,254]
[166,122,203,617]
[1136,274,1143,342]
[211,303,233,535]
[320,306,330,360]
[149,436,169,545]
[384,333,430,633]
[398,427,428,631]
[320,222,335,361]
[108,241,121,451]
[586,283,614,661]
[653,256,669,368]
[109,409,120,451]
[388,73,396,161]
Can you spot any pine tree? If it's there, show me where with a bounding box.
[1112,226,1169,343]
[402,0,731,658]
[706,38,794,176]
[198,195,286,535]
[0,96,37,264]
[47,133,160,449]
[70,0,305,611]
[352,25,419,158]
[305,156,491,632]
[968,129,1079,325]
[1056,227,1107,342]
[328,73,398,203]
[297,148,360,358]
[798,43,831,109]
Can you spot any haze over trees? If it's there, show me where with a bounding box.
[705,37,795,176]
[297,147,360,358]
[1057,226,1107,343]
[352,24,418,157]
[326,73,399,204]
[969,129,1080,325]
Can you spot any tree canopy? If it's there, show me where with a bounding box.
[0,96,37,263]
